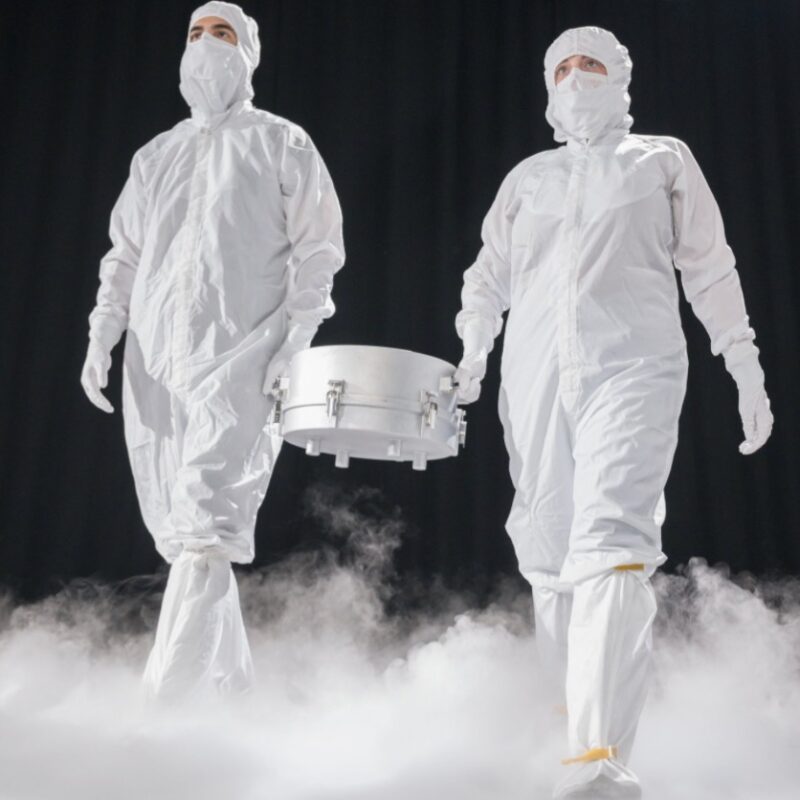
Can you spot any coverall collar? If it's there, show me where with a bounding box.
[190,98,253,130]
[565,128,627,153]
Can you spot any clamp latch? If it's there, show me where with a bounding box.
[421,390,439,431]
[457,408,468,447]
[269,376,289,429]
[326,379,345,424]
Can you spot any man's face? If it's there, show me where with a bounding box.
[554,54,608,85]
[188,15,238,46]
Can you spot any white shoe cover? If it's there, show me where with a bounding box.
[554,764,642,798]
[142,549,254,702]
[553,568,655,798]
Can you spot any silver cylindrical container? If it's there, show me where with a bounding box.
[273,345,467,470]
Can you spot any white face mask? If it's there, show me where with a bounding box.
[179,33,248,118]
[551,68,616,142]
[555,67,608,94]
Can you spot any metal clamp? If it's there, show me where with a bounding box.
[457,408,468,447]
[421,391,439,431]
[326,379,345,424]
[269,376,289,428]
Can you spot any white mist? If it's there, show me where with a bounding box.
[1,487,798,800]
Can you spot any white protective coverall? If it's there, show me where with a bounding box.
[82,1,344,699]
[455,26,772,799]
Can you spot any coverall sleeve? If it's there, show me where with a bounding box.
[455,168,518,340]
[670,139,755,355]
[88,152,147,350]
[279,127,345,330]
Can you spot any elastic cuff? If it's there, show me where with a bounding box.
[285,321,318,350]
[461,325,495,367]
[455,311,502,340]
[722,337,759,367]
[88,326,123,353]
[725,348,765,389]
[711,321,755,357]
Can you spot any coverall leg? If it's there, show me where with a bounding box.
[503,352,687,798]
[121,329,283,699]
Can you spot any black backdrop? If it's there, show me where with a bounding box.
[2,0,799,601]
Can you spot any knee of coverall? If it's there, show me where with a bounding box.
[560,498,668,586]
[507,501,574,591]
[154,356,282,565]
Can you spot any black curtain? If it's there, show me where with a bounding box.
[2,0,799,600]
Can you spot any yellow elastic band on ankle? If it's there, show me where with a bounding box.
[614,563,645,572]
[562,746,618,765]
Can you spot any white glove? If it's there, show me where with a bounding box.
[454,318,495,404]
[80,338,114,413]
[723,340,774,455]
[261,323,317,396]
[454,354,487,404]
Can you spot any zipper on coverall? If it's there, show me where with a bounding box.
[557,139,590,399]
[172,125,213,392]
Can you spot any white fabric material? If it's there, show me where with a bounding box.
[179,33,250,119]
[553,570,655,799]
[80,339,114,413]
[142,550,254,701]
[555,69,608,94]
[454,318,494,403]
[551,68,614,143]
[724,341,773,454]
[183,1,260,121]
[456,24,765,797]
[190,1,261,69]
[85,4,344,698]
[88,103,343,562]
[544,27,633,145]
[261,321,317,395]
[532,586,572,705]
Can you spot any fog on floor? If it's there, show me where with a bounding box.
[1,486,799,800]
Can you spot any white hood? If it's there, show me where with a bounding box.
[543,26,633,145]
[180,1,261,120]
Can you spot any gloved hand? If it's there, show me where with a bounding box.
[723,340,774,455]
[454,318,494,404]
[261,322,317,396]
[80,337,114,413]
[454,354,487,404]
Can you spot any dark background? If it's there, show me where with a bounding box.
[2,0,798,601]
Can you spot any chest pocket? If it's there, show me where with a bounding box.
[510,173,567,280]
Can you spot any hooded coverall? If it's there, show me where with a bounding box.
[86,1,344,698]
[456,26,765,798]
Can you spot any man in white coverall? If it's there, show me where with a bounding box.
[80,2,344,699]
[454,26,773,799]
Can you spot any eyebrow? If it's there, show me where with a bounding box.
[556,54,599,68]
[189,22,235,34]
